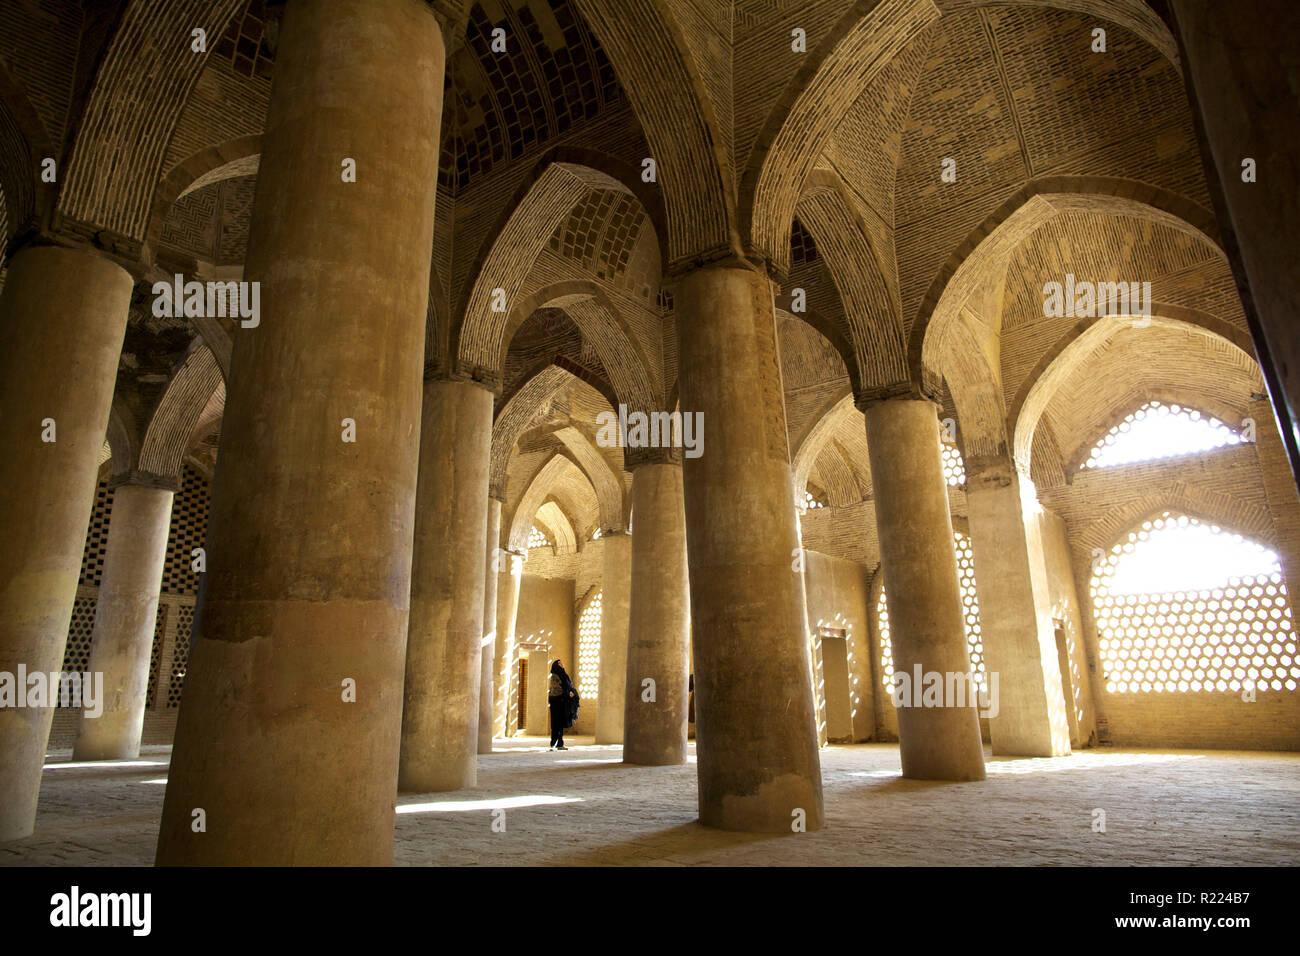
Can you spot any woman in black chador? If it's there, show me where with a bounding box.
[547,659,578,750]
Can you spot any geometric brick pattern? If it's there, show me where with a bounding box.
[440,0,622,192]
[145,604,168,709]
[161,466,211,596]
[167,605,196,708]
[79,482,115,588]
[58,596,98,689]
[548,189,643,286]
[212,0,275,81]
[877,531,986,692]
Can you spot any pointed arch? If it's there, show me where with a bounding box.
[0,56,49,254]
[491,365,571,498]
[742,0,939,272]
[57,0,248,241]
[143,134,261,255]
[1010,309,1260,473]
[138,342,224,485]
[553,424,627,533]
[796,173,908,389]
[534,500,578,555]
[453,156,660,389]
[791,388,857,499]
[508,452,598,553]
[497,279,657,414]
[573,0,733,265]
[910,177,1222,389]
[1078,486,1279,559]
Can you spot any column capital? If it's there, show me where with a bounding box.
[855,381,939,413]
[625,445,684,469]
[107,471,181,493]
[665,247,776,283]
[426,362,499,395]
[963,453,1022,489]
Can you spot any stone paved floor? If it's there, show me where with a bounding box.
[2,739,1297,866]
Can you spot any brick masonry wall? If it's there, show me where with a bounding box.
[1041,411,1300,750]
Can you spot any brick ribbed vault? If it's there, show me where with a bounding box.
[498,281,657,415]
[796,174,908,392]
[918,185,1226,461]
[453,155,660,402]
[56,0,247,243]
[507,451,601,554]
[791,388,875,505]
[572,0,732,267]
[137,342,224,486]
[742,0,939,273]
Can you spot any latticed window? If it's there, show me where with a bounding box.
[803,488,826,510]
[877,531,985,691]
[941,440,966,487]
[1091,512,1299,693]
[577,591,602,699]
[528,525,550,550]
[1082,401,1246,470]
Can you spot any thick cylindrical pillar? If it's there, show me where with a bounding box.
[623,460,690,765]
[399,379,492,791]
[478,498,502,753]
[594,531,631,743]
[1169,2,1300,488]
[73,484,175,761]
[155,0,444,865]
[965,456,1070,757]
[675,263,824,832]
[494,550,523,738]
[0,245,133,841]
[864,397,986,781]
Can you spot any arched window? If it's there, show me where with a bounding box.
[877,531,985,690]
[941,440,966,487]
[576,590,602,699]
[1091,512,1298,693]
[528,524,551,551]
[1081,401,1246,470]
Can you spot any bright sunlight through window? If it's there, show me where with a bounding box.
[1082,402,1245,470]
[577,591,602,699]
[942,440,965,487]
[1091,512,1299,693]
[878,531,985,691]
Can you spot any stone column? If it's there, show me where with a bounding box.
[622,457,690,765]
[495,549,524,738]
[155,0,444,865]
[399,379,492,791]
[864,396,985,781]
[73,483,175,761]
[595,530,631,743]
[674,262,824,832]
[0,244,133,841]
[1169,2,1300,488]
[965,455,1070,757]
[478,498,503,753]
